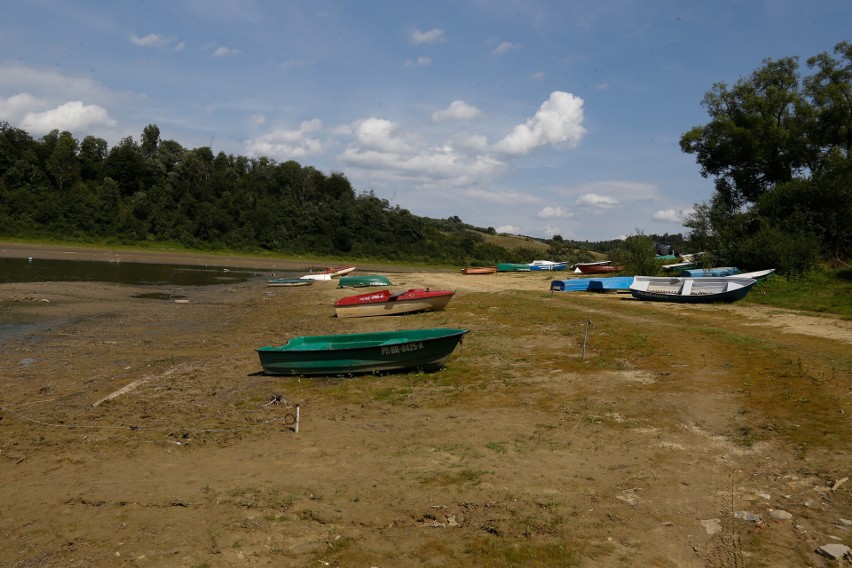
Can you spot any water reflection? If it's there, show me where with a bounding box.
[0,257,275,286]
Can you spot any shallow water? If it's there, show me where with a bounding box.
[0,257,271,286]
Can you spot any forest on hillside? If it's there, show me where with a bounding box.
[0,122,543,265]
[0,121,691,266]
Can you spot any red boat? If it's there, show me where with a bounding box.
[577,264,622,274]
[461,267,497,275]
[334,289,455,319]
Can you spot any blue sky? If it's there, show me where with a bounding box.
[1,1,848,241]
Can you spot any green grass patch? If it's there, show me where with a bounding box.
[744,270,852,319]
[463,539,580,567]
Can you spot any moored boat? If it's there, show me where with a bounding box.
[497,261,567,272]
[629,276,757,303]
[338,274,392,288]
[550,279,593,291]
[577,263,622,275]
[300,265,356,280]
[497,263,532,272]
[256,328,470,375]
[529,260,568,271]
[462,266,497,275]
[570,261,611,273]
[588,276,634,292]
[729,269,775,282]
[334,288,455,319]
[681,267,741,277]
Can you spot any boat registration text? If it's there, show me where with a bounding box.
[381,342,425,355]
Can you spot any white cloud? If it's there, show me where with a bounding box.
[494,91,586,155]
[564,180,660,201]
[339,117,506,184]
[432,100,482,122]
[213,46,239,57]
[531,71,545,80]
[496,224,521,235]
[0,63,119,104]
[20,101,116,134]
[537,205,573,219]
[653,208,692,222]
[249,113,266,127]
[576,193,619,208]
[351,117,410,153]
[493,41,520,55]
[0,93,44,122]
[410,28,445,44]
[130,33,166,47]
[244,119,325,159]
[460,187,540,205]
[174,42,186,52]
[404,56,432,67]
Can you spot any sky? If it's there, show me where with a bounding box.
[1,1,849,241]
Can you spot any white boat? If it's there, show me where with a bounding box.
[299,265,356,281]
[530,260,569,271]
[629,276,757,303]
[729,269,775,281]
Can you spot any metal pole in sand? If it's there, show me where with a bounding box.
[295,404,300,433]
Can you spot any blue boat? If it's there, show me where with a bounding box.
[588,276,634,292]
[550,279,592,291]
[681,267,741,277]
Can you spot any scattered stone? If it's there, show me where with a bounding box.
[839,518,852,526]
[831,477,848,491]
[701,518,722,535]
[733,511,762,522]
[770,509,793,521]
[817,543,850,560]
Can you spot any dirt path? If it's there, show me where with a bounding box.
[0,244,849,567]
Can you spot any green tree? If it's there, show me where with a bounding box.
[681,42,852,271]
[46,131,80,191]
[611,230,658,275]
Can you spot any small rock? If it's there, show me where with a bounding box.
[733,511,762,522]
[817,543,850,560]
[831,477,849,491]
[839,518,852,526]
[770,509,793,521]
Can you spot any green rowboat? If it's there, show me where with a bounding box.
[256,328,469,376]
[337,274,392,288]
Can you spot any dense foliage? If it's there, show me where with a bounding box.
[680,42,852,273]
[0,123,542,265]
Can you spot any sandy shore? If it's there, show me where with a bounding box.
[0,241,849,567]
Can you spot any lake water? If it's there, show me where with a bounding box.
[0,257,284,286]
[0,256,303,343]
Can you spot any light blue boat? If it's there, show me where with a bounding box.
[681,267,741,277]
[550,279,592,291]
[588,276,634,292]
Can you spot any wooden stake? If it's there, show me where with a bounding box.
[294,404,300,433]
[582,319,593,360]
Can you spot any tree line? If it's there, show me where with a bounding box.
[0,123,549,265]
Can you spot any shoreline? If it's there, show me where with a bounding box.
[0,241,420,273]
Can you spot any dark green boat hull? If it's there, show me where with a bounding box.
[337,275,392,288]
[257,328,469,375]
